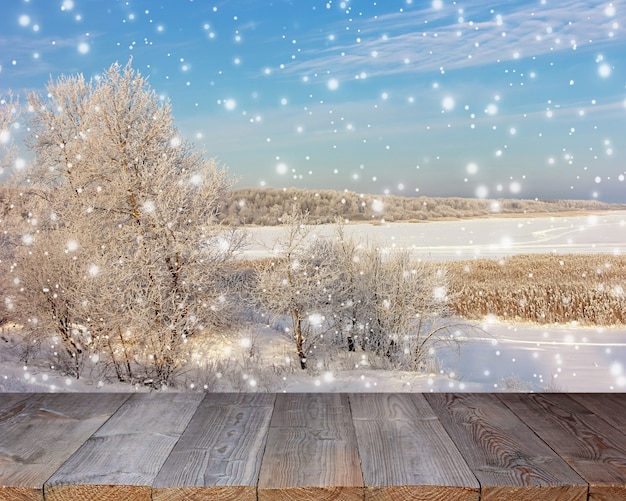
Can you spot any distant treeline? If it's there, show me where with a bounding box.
[220,188,626,225]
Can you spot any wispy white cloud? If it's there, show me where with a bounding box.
[0,33,104,87]
[280,0,626,80]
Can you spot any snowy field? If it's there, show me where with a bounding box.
[2,211,625,393]
[245,211,626,261]
[440,319,626,392]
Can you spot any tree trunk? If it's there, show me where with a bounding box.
[294,316,307,369]
[347,336,355,352]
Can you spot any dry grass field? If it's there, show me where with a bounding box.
[448,254,626,326]
[234,252,626,327]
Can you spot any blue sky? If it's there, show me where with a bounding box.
[1,0,625,201]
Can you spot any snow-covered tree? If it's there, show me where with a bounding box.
[322,224,370,352]
[255,217,470,371]
[357,248,458,370]
[3,61,243,384]
[326,227,462,370]
[0,93,19,175]
[0,94,21,327]
[255,211,335,369]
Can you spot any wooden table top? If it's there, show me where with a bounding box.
[1,392,625,500]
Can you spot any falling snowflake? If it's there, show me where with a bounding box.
[142,200,156,214]
[441,96,455,111]
[371,199,384,213]
[66,240,79,252]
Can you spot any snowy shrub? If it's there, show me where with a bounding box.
[254,215,475,371]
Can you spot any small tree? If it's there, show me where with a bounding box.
[358,248,458,370]
[323,224,370,352]
[255,211,334,369]
[4,60,244,385]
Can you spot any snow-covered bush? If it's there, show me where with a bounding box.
[254,216,472,371]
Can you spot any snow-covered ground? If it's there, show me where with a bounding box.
[2,319,624,393]
[2,211,625,393]
[440,318,626,392]
[0,324,483,393]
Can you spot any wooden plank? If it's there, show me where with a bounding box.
[152,393,275,501]
[257,393,363,501]
[0,393,129,501]
[0,393,33,412]
[425,393,588,501]
[44,392,203,501]
[570,393,626,431]
[499,393,626,501]
[350,393,479,501]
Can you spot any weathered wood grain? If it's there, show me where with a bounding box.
[570,393,626,432]
[499,393,626,501]
[1,392,625,499]
[258,393,363,501]
[350,393,479,501]
[152,393,275,501]
[0,393,129,501]
[425,393,588,501]
[0,393,33,412]
[44,392,203,501]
